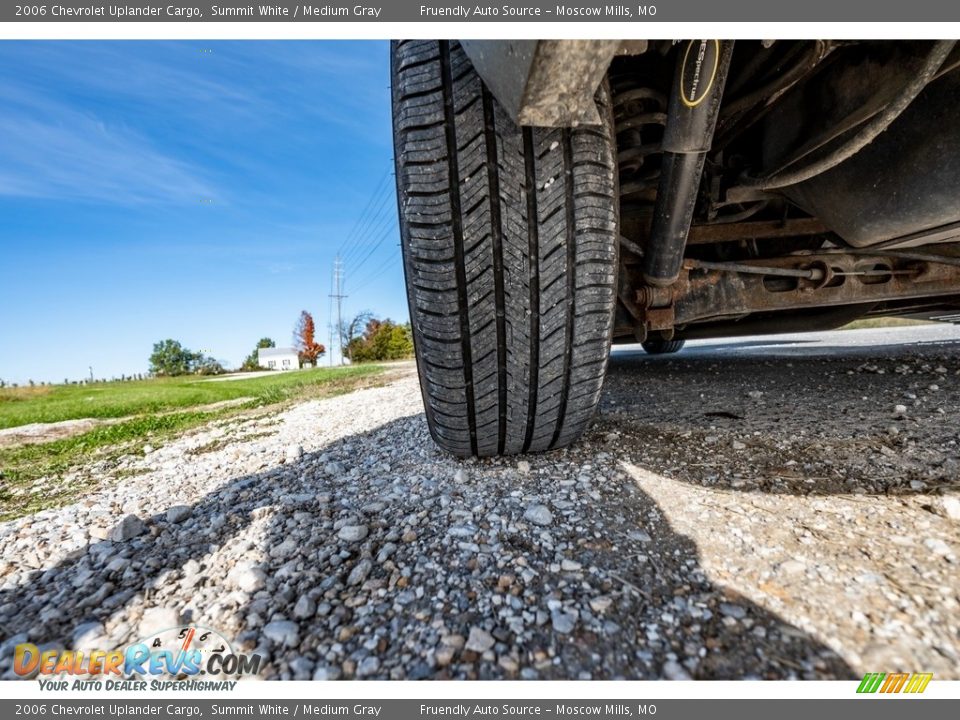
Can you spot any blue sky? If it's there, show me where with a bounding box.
[0,41,404,384]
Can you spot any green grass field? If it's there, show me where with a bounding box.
[0,366,385,520]
[0,366,381,430]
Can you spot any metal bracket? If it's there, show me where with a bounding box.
[635,285,677,336]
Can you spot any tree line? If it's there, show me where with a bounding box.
[147,310,413,377]
[340,312,414,362]
[148,339,225,377]
[2,309,416,384]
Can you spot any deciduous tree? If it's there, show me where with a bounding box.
[149,339,200,376]
[294,311,325,366]
[346,317,414,362]
[149,339,223,376]
[340,310,374,361]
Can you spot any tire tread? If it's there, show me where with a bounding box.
[393,40,618,457]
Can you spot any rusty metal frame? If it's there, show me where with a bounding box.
[685,217,829,244]
[627,250,960,333]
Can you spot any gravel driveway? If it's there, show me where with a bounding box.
[2,326,958,680]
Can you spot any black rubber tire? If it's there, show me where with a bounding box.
[641,338,686,355]
[392,40,619,457]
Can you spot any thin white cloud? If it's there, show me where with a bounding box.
[0,41,390,205]
[0,106,216,205]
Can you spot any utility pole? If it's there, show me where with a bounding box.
[328,254,348,365]
[328,323,334,367]
[328,265,335,368]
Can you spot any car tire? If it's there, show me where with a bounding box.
[641,338,686,355]
[391,40,619,457]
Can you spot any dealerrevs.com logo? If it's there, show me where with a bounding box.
[14,625,262,691]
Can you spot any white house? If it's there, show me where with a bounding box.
[257,347,299,371]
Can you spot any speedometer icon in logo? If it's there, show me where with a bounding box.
[133,625,235,679]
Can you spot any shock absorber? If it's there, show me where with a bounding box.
[642,40,734,287]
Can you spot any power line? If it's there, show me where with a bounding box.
[338,168,394,266]
[346,218,398,283]
[333,161,402,327]
[346,201,394,264]
[349,249,402,294]
[340,187,394,268]
[337,166,390,254]
[355,245,399,278]
[348,229,402,291]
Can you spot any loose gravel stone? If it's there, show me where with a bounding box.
[778,559,806,575]
[165,505,191,524]
[357,657,381,677]
[523,504,553,526]
[663,660,692,680]
[228,562,266,593]
[71,622,107,650]
[376,543,397,563]
[338,525,369,543]
[347,559,372,586]
[293,596,316,620]
[923,538,951,556]
[263,620,299,648]
[551,610,577,634]
[285,445,303,463]
[447,524,475,538]
[313,665,342,681]
[589,597,613,614]
[942,496,960,522]
[719,603,747,620]
[435,647,455,666]
[138,607,181,636]
[109,514,146,542]
[465,627,495,653]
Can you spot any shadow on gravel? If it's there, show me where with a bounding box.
[1,413,853,680]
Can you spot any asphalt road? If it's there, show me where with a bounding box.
[613,322,960,360]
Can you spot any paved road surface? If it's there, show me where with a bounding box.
[614,323,960,360]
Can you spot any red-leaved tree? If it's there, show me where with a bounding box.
[294,310,325,366]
